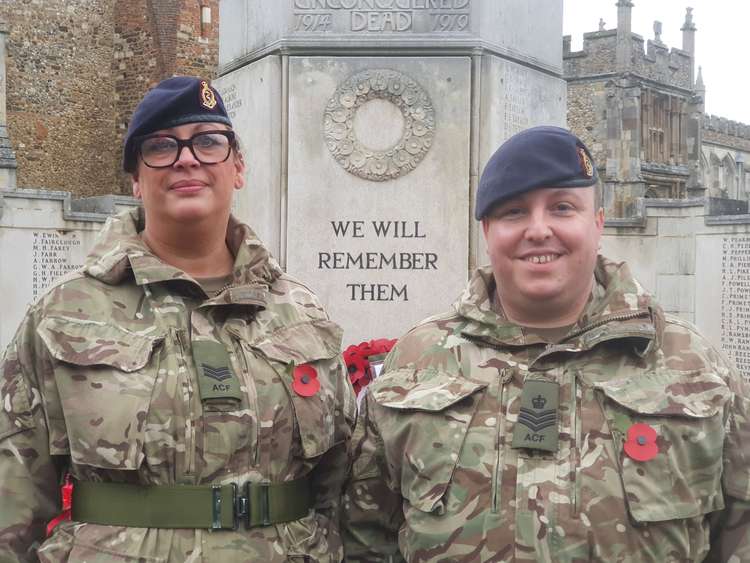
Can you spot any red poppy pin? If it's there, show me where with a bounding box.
[293,364,320,397]
[624,423,658,462]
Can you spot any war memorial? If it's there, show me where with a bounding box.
[0,0,749,380]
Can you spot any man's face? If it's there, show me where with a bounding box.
[131,122,245,225]
[481,186,604,324]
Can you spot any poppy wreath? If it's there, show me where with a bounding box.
[343,338,397,396]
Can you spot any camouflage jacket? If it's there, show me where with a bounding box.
[0,208,356,562]
[343,257,750,562]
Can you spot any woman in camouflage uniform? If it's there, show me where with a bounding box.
[0,76,355,562]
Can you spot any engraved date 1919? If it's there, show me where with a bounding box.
[430,12,469,32]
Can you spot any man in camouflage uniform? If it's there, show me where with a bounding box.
[343,126,750,562]
[0,77,355,562]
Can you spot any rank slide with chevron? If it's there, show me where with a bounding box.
[201,363,232,382]
[517,405,557,432]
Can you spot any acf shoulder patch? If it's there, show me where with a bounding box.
[511,379,559,453]
[192,340,242,402]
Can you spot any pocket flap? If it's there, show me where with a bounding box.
[249,320,342,365]
[596,370,730,418]
[37,317,162,372]
[371,367,486,411]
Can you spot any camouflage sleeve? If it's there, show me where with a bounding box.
[705,360,750,562]
[309,358,356,517]
[342,393,406,563]
[0,312,61,562]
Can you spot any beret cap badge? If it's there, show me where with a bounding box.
[200,81,218,110]
[578,147,594,178]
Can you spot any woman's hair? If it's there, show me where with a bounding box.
[231,131,244,164]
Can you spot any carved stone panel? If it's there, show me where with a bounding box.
[287,56,470,344]
[323,68,435,181]
[695,234,750,381]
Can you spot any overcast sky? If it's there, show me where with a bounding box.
[563,0,750,124]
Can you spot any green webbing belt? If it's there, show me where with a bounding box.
[71,477,311,530]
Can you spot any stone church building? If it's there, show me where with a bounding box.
[564,0,749,217]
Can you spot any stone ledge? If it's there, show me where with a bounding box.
[0,188,139,223]
[645,197,704,208]
[219,36,563,78]
[705,214,750,225]
[603,197,750,228]
[642,162,690,176]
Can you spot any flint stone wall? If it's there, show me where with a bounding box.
[0,0,219,197]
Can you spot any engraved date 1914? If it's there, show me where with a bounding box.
[294,12,333,31]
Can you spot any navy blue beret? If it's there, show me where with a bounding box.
[475,126,598,219]
[123,76,232,173]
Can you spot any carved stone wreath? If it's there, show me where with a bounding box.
[323,68,436,182]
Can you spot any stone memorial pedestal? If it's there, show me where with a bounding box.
[215,0,566,343]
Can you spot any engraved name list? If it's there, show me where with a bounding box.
[31,231,83,300]
[721,236,750,380]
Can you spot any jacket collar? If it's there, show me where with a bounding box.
[456,256,661,354]
[84,207,282,305]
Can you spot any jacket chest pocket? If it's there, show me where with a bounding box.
[242,319,343,459]
[596,369,730,523]
[38,317,163,470]
[371,367,486,515]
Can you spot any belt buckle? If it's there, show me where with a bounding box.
[211,484,234,531]
[233,482,250,530]
[232,482,272,529]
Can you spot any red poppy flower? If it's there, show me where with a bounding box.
[293,364,320,397]
[624,423,658,462]
[346,354,369,384]
[343,338,398,397]
[369,338,395,354]
[357,341,376,357]
[343,345,364,365]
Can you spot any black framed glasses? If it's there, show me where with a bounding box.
[137,130,236,168]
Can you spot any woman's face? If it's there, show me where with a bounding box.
[131,122,245,227]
